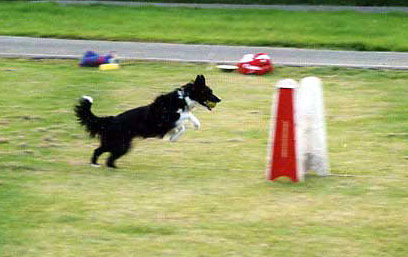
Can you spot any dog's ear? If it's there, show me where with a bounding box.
[194,75,205,86]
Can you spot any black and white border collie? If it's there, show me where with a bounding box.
[75,75,221,168]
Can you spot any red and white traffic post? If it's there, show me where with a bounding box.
[266,77,329,182]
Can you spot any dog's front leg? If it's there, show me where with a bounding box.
[178,111,200,129]
[169,125,186,142]
[188,112,201,130]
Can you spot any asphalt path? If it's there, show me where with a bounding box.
[2,36,408,69]
[35,1,408,13]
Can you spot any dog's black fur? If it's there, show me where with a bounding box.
[75,75,221,168]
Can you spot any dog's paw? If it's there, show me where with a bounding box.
[169,135,179,142]
[194,123,200,130]
[189,116,200,130]
[193,120,201,130]
[90,163,101,168]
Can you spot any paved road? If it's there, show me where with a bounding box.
[2,36,408,69]
[36,1,408,13]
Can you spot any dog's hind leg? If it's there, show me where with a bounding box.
[106,143,131,168]
[91,146,107,167]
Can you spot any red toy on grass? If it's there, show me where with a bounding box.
[237,53,273,75]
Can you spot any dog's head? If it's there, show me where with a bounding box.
[183,75,221,110]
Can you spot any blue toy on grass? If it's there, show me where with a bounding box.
[79,51,116,67]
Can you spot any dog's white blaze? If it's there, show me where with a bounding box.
[185,96,198,110]
[82,95,93,103]
[177,90,184,99]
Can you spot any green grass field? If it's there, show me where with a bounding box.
[109,0,408,6]
[9,0,408,5]
[0,59,407,256]
[2,3,408,51]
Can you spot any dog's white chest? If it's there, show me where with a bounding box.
[176,110,191,126]
[175,109,201,128]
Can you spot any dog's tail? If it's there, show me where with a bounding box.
[74,96,112,137]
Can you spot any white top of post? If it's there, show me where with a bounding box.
[276,79,298,89]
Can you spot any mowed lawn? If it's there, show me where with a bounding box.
[110,0,408,5]
[2,2,408,51]
[0,59,408,256]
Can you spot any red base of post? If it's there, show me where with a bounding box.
[268,86,299,182]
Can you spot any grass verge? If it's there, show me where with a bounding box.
[109,0,408,6]
[2,3,408,51]
[0,59,408,256]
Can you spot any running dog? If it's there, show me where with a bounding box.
[75,75,221,168]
